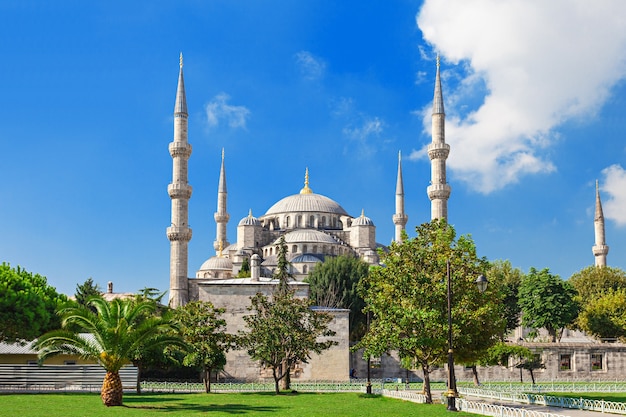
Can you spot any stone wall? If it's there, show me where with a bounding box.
[350,342,626,383]
[190,277,350,382]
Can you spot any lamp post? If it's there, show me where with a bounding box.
[366,310,372,394]
[446,259,488,411]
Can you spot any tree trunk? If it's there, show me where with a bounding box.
[519,366,523,383]
[203,368,211,393]
[471,365,480,386]
[529,368,536,384]
[135,362,142,394]
[279,359,290,391]
[421,364,433,404]
[101,371,123,406]
[273,367,281,394]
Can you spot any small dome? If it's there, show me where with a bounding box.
[198,256,232,271]
[238,209,261,226]
[352,210,375,226]
[291,254,322,263]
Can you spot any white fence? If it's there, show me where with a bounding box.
[459,387,626,414]
[0,365,138,392]
[456,399,571,417]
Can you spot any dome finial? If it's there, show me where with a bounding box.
[300,167,313,194]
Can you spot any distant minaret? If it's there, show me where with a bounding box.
[427,56,451,221]
[214,148,230,253]
[392,151,408,242]
[167,53,193,308]
[592,180,609,267]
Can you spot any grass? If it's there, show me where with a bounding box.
[0,392,479,417]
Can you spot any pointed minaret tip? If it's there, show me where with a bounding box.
[180,52,183,68]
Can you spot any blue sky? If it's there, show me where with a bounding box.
[1,0,625,296]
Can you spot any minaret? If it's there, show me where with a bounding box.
[592,180,609,267]
[427,55,451,221]
[213,148,230,253]
[392,151,408,241]
[167,53,193,308]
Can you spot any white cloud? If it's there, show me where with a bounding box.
[602,164,626,226]
[205,93,250,129]
[417,0,626,193]
[295,50,326,80]
[342,116,384,158]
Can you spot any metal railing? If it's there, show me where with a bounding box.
[456,398,571,417]
[459,387,626,414]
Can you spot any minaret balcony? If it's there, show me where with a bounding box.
[214,212,231,223]
[592,245,609,256]
[392,213,408,225]
[169,141,192,158]
[427,142,450,160]
[427,183,451,200]
[168,183,193,199]
[167,226,192,242]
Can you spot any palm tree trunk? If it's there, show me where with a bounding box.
[101,371,123,406]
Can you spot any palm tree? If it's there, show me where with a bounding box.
[35,297,181,406]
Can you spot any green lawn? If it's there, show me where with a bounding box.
[1,392,478,417]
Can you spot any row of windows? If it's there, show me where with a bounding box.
[262,244,350,257]
[559,353,604,371]
[263,215,343,230]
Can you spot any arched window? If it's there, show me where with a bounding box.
[297,215,302,227]
[285,216,290,228]
[303,245,308,253]
[312,245,317,253]
[309,215,314,227]
[292,245,298,253]
[270,247,273,256]
[321,216,326,227]
[303,265,308,274]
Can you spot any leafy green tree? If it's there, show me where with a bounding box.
[238,291,336,394]
[74,278,102,308]
[306,255,369,341]
[237,256,250,278]
[136,287,167,304]
[274,235,292,293]
[576,288,626,340]
[0,263,68,343]
[518,268,579,342]
[356,219,503,403]
[35,297,182,407]
[171,301,232,392]
[569,266,626,301]
[487,260,525,336]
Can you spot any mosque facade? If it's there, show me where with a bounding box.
[165,54,611,382]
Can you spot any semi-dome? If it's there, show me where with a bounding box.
[198,256,232,271]
[265,193,348,216]
[275,229,339,245]
[291,254,322,263]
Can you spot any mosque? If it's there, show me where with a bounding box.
[164,54,612,382]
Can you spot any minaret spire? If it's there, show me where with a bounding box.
[592,180,609,267]
[214,148,230,253]
[392,151,408,242]
[167,53,193,308]
[300,167,313,194]
[427,55,451,221]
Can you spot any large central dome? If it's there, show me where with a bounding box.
[265,192,349,216]
[264,168,349,216]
